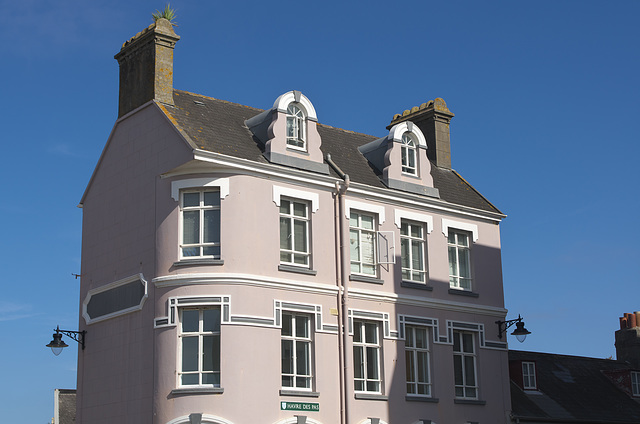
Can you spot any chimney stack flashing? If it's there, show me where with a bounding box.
[114,18,180,118]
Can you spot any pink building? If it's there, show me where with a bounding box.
[77,18,512,424]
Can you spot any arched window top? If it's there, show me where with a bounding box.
[401,132,417,175]
[388,121,426,147]
[274,90,318,121]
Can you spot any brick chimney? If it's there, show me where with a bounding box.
[387,98,455,169]
[114,18,180,118]
[615,312,640,368]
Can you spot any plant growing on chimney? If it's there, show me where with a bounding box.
[152,4,176,23]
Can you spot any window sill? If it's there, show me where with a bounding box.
[170,387,224,395]
[349,274,384,285]
[173,259,224,267]
[280,389,320,398]
[354,393,388,401]
[448,288,479,298]
[278,264,317,276]
[406,395,439,403]
[454,398,486,405]
[401,281,433,291]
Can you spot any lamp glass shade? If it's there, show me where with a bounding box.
[511,321,531,343]
[47,332,68,356]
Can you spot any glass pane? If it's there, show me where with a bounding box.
[466,387,477,398]
[182,337,198,372]
[361,233,374,264]
[282,313,292,336]
[296,376,310,389]
[293,254,308,265]
[366,381,380,392]
[203,308,221,332]
[349,212,358,227]
[353,346,364,378]
[415,328,427,349]
[354,380,364,391]
[459,249,470,278]
[353,322,363,343]
[412,241,424,271]
[282,340,293,373]
[361,214,374,230]
[295,316,309,338]
[296,341,310,375]
[182,374,198,385]
[287,116,295,139]
[293,220,307,253]
[182,310,199,332]
[408,149,415,168]
[183,211,199,244]
[282,376,293,387]
[401,239,409,269]
[365,323,377,344]
[463,333,474,353]
[202,372,219,385]
[281,251,291,263]
[453,333,461,352]
[366,347,379,379]
[458,233,469,247]
[183,192,199,207]
[280,199,290,214]
[448,246,457,276]
[411,225,422,238]
[349,230,359,261]
[204,191,219,207]
[417,351,429,383]
[203,245,220,257]
[453,355,463,385]
[405,351,415,382]
[293,202,307,218]
[447,232,455,244]
[203,335,214,371]
[203,210,220,243]
[455,386,464,397]
[406,327,414,348]
[183,247,199,257]
[465,356,476,385]
[400,222,408,236]
[280,218,292,250]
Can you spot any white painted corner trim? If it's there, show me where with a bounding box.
[273,185,320,212]
[345,199,386,224]
[394,209,433,233]
[442,218,479,242]
[171,177,230,201]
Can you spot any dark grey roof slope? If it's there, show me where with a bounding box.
[509,350,640,423]
[164,90,502,214]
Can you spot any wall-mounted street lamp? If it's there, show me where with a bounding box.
[496,314,531,343]
[46,326,86,356]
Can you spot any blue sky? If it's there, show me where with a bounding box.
[1,1,638,422]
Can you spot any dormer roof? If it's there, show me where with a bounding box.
[157,90,502,215]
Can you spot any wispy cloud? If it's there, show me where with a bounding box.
[47,143,83,158]
[0,301,39,322]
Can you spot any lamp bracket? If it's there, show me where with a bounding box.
[54,326,86,350]
[495,314,523,339]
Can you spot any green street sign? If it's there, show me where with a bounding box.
[280,401,320,412]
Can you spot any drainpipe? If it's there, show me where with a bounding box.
[328,154,350,424]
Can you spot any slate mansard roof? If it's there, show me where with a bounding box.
[159,90,503,215]
[509,350,640,423]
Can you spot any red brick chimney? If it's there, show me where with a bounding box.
[615,312,640,368]
[114,18,180,118]
[387,98,455,169]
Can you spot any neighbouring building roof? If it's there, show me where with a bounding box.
[161,90,502,215]
[509,350,640,424]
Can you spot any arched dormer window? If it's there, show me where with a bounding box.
[286,103,306,150]
[401,132,417,175]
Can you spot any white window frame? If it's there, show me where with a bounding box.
[447,229,472,291]
[178,307,221,388]
[286,103,306,150]
[632,371,640,396]
[453,330,478,399]
[400,220,427,283]
[522,361,537,390]
[405,325,432,397]
[281,312,313,390]
[279,198,311,267]
[401,132,418,175]
[180,189,221,259]
[350,211,378,276]
[353,320,382,394]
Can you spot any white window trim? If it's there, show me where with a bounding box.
[353,319,383,394]
[453,330,479,400]
[345,200,385,224]
[177,306,222,388]
[281,311,313,391]
[179,189,221,260]
[632,371,640,396]
[395,210,433,233]
[405,325,432,397]
[442,218,478,242]
[82,273,148,325]
[171,178,230,201]
[522,361,537,390]
[273,186,319,213]
[399,220,427,283]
